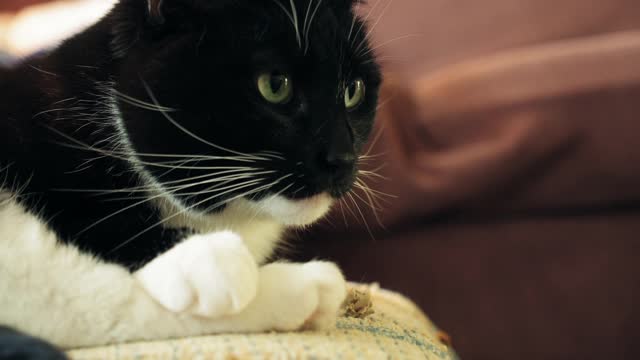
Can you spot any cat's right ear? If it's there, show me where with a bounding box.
[147,0,166,25]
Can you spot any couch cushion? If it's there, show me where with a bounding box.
[67,284,456,360]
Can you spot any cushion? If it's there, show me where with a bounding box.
[66,284,457,360]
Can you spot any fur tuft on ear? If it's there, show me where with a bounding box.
[146,0,238,24]
[109,0,237,58]
[147,0,166,25]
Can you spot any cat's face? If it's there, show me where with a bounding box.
[110,0,381,226]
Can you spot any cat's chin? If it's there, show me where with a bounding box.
[248,193,334,227]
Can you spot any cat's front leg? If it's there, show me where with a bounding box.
[133,231,347,331]
[134,231,259,318]
[238,261,348,331]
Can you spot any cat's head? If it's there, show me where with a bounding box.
[107,0,381,226]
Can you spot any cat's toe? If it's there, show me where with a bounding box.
[256,261,347,331]
[135,231,259,318]
[300,261,347,330]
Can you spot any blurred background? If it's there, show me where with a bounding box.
[2,1,640,359]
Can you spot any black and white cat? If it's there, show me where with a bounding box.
[0,0,380,356]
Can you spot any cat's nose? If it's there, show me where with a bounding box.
[318,150,357,175]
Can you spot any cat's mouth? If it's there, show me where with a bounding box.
[245,192,334,226]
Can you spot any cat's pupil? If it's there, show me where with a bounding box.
[270,74,285,92]
[347,82,356,100]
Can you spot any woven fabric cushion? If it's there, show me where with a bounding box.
[67,284,457,360]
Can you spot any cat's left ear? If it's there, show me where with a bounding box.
[111,0,234,57]
[147,0,166,25]
[146,0,236,25]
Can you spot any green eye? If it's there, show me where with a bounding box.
[344,78,366,110]
[257,72,293,104]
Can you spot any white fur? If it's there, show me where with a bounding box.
[135,231,259,317]
[0,192,347,349]
[248,193,334,227]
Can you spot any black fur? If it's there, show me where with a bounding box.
[0,0,380,353]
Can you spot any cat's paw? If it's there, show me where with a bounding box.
[134,231,258,318]
[254,261,347,331]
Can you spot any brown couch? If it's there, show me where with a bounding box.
[296,1,640,359]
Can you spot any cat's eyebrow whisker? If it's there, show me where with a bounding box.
[353,0,395,56]
[347,0,362,42]
[357,33,422,58]
[110,174,292,253]
[303,0,323,54]
[272,0,302,48]
[350,0,383,49]
[302,0,314,41]
[289,0,302,48]
[141,81,274,162]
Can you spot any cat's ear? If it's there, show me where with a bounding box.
[110,0,235,58]
[145,0,236,25]
[147,0,166,25]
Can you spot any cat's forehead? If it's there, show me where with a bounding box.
[208,0,362,44]
[217,0,370,62]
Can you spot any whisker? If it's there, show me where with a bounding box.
[347,0,362,42]
[350,0,383,49]
[113,89,176,113]
[354,0,396,56]
[201,174,292,214]
[353,181,385,228]
[272,0,301,48]
[346,191,375,239]
[47,131,261,172]
[141,81,275,161]
[109,174,292,254]
[302,0,314,41]
[358,33,422,58]
[303,0,323,54]
[289,0,302,48]
[77,175,266,234]
[104,172,272,200]
[53,169,271,195]
[337,199,349,227]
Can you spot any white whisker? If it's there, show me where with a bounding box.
[354,0,395,56]
[141,81,274,161]
[109,174,292,253]
[272,0,301,48]
[304,0,323,54]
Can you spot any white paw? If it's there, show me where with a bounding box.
[251,261,347,331]
[134,231,258,318]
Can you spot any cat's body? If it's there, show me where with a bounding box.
[0,0,380,356]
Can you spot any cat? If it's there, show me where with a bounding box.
[0,0,381,357]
